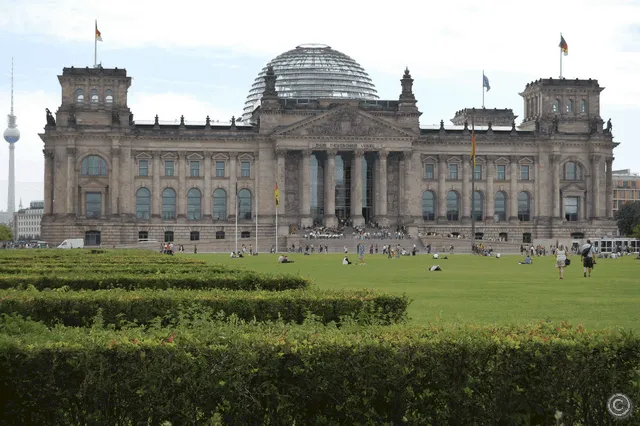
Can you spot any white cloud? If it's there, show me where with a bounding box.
[2,0,639,104]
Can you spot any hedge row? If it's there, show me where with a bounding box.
[0,272,310,292]
[0,317,638,425]
[0,264,237,276]
[0,288,408,326]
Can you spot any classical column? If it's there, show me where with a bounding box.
[324,149,337,227]
[590,155,600,219]
[551,154,561,220]
[401,150,415,223]
[152,152,161,218]
[229,152,237,219]
[53,146,67,215]
[276,149,287,217]
[437,155,446,220]
[120,146,132,215]
[377,150,388,222]
[351,150,364,226]
[605,157,613,219]
[461,157,470,222]
[509,156,518,222]
[203,153,212,218]
[66,147,76,215]
[300,150,312,226]
[178,153,187,218]
[485,156,495,223]
[110,147,120,216]
[43,149,54,214]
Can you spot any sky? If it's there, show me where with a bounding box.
[0,0,639,209]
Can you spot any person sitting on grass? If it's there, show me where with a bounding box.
[278,255,293,263]
[519,255,533,264]
[342,256,352,265]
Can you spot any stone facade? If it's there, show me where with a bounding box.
[39,66,618,246]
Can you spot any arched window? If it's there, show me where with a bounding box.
[566,100,573,113]
[162,188,176,220]
[238,188,252,220]
[81,155,107,176]
[580,99,587,113]
[213,188,227,220]
[421,190,436,221]
[136,188,150,220]
[564,161,583,180]
[187,188,201,220]
[105,89,114,104]
[75,88,84,103]
[446,191,459,221]
[552,99,559,113]
[494,191,507,222]
[517,192,531,222]
[472,191,483,221]
[90,88,99,103]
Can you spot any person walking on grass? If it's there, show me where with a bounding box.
[556,244,567,279]
[581,239,596,278]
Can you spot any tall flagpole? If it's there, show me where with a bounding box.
[94,20,98,67]
[235,183,238,253]
[255,186,258,254]
[559,33,563,79]
[482,70,485,108]
[275,193,278,253]
[470,118,476,254]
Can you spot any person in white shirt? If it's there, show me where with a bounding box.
[555,244,567,280]
[581,239,596,278]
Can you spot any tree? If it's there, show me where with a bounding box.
[0,224,12,241]
[614,201,640,236]
[632,224,640,239]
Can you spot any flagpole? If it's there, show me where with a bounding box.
[255,186,258,254]
[94,20,97,67]
[235,184,238,253]
[275,196,278,253]
[482,70,485,108]
[471,118,476,254]
[559,33,563,79]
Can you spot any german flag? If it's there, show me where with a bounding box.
[559,35,568,56]
[274,183,280,208]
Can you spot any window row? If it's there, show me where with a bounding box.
[421,190,532,222]
[137,159,251,178]
[424,163,532,181]
[135,187,253,221]
[78,155,253,178]
[552,99,588,114]
[75,88,114,104]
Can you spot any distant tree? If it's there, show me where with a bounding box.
[0,224,12,241]
[632,224,640,239]
[614,201,640,236]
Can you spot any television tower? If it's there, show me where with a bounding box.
[3,58,19,215]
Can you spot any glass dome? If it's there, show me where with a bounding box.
[242,44,379,121]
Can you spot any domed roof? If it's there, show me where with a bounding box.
[4,126,19,144]
[242,44,379,121]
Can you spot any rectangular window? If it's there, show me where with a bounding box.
[138,231,149,241]
[496,165,506,180]
[520,165,530,180]
[424,164,434,179]
[85,192,102,218]
[448,164,458,180]
[564,197,579,221]
[190,231,200,241]
[241,161,251,177]
[190,161,200,177]
[164,160,174,176]
[138,160,149,177]
[216,161,225,177]
[473,165,482,180]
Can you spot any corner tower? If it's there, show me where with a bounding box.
[519,78,604,134]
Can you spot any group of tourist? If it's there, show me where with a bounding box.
[553,239,597,279]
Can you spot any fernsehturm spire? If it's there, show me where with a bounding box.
[4,58,20,216]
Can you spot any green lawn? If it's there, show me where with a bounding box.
[193,252,640,331]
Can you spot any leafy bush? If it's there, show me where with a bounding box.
[0,317,637,425]
[0,288,408,326]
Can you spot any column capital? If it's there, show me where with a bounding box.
[66,147,77,157]
[485,155,497,163]
[378,150,389,159]
[509,155,519,164]
[589,154,601,163]
[110,147,120,157]
[43,148,55,159]
[550,154,562,163]
[177,151,188,159]
[275,148,287,157]
[354,149,365,157]
[438,154,448,163]
[301,149,313,156]
[605,156,614,164]
[326,149,338,157]
[229,151,238,159]
[151,150,163,158]
[402,150,413,159]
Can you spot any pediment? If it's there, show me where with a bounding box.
[238,153,254,161]
[212,153,229,161]
[447,156,462,163]
[274,105,416,138]
[494,156,510,165]
[79,179,107,190]
[187,152,204,160]
[161,152,177,160]
[421,155,437,163]
[518,157,534,164]
[561,182,586,194]
[135,152,152,160]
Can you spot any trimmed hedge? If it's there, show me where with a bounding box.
[0,264,236,275]
[0,272,310,291]
[0,317,638,425]
[0,288,408,326]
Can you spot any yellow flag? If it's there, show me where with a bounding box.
[274,183,280,208]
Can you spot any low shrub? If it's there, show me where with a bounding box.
[0,264,237,276]
[0,288,408,326]
[0,317,637,425]
[0,272,310,291]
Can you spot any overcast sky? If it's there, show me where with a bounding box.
[1,0,639,209]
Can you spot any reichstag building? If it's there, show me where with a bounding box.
[40,44,618,246]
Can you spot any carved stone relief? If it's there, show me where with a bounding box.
[305,109,390,137]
